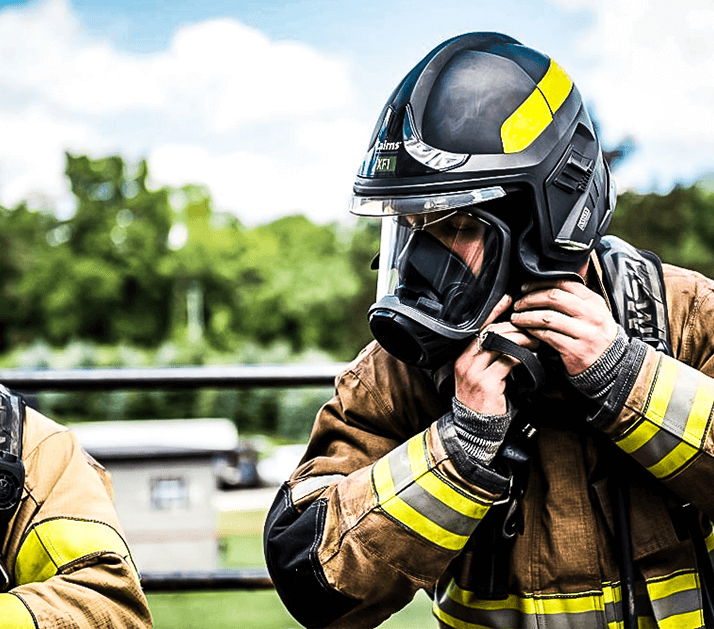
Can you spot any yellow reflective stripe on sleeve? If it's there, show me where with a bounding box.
[415,469,490,520]
[372,455,397,502]
[372,431,490,551]
[406,433,430,481]
[407,433,490,520]
[647,441,698,478]
[615,355,714,479]
[616,418,660,454]
[15,518,137,587]
[501,58,573,154]
[378,490,469,551]
[683,374,714,444]
[646,356,680,423]
[538,60,573,112]
[0,594,36,628]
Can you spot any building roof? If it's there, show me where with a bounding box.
[67,418,240,461]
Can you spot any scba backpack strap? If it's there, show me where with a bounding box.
[0,385,25,591]
[596,235,672,357]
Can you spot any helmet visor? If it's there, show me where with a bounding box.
[350,186,507,218]
[375,207,510,332]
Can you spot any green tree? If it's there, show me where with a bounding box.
[165,185,254,351]
[43,154,175,345]
[243,215,362,355]
[609,184,714,278]
[338,218,381,356]
[0,203,59,349]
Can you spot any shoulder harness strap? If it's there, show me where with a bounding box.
[596,235,673,357]
[0,385,25,591]
[0,387,25,534]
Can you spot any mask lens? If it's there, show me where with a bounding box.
[375,209,508,330]
[405,210,490,279]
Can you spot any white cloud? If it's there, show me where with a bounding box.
[149,116,369,225]
[0,0,361,222]
[549,0,714,189]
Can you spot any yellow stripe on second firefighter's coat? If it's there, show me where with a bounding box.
[0,594,36,629]
[15,518,138,587]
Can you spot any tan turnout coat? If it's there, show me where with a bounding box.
[0,408,151,628]
[274,261,714,628]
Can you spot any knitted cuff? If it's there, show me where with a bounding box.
[567,326,629,401]
[451,397,514,465]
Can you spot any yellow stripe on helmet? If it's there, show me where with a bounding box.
[539,60,573,113]
[501,58,573,154]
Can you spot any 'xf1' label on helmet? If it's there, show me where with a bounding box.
[375,155,397,173]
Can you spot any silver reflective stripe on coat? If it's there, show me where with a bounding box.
[291,474,346,503]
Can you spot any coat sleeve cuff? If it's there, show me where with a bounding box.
[437,413,510,496]
[586,337,649,431]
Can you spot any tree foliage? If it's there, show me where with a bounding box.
[0,154,380,360]
[608,184,714,279]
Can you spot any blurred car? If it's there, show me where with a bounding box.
[257,444,307,486]
[215,445,260,489]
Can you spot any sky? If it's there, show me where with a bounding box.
[0,0,713,225]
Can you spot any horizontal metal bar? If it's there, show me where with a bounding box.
[140,569,274,592]
[0,363,348,392]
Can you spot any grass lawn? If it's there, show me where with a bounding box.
[147,507,435,629]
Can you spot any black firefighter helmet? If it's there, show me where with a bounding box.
[350,32,616,369]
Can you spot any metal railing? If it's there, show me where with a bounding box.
[0,363,347,392]
[140,569,274,592]
[1,362,347,592]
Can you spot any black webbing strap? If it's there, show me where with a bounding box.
[480,331,545,394]
[0,386,25,592]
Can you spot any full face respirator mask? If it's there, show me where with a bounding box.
[352,187,535,370]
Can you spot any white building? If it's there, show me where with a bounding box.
[69,418,240,572]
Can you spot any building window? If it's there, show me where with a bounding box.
[151,477,189,510]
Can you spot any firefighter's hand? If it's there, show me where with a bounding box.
[510,280,618,376]
[455,294,539,415]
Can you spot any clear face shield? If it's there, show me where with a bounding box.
[351,187,514,368]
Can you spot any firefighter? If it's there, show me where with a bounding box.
[265,32,714,628]
[0,388,151,628]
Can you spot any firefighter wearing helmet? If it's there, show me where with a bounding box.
[265,33,714,629]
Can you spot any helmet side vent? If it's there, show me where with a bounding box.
[553,149,595,194]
